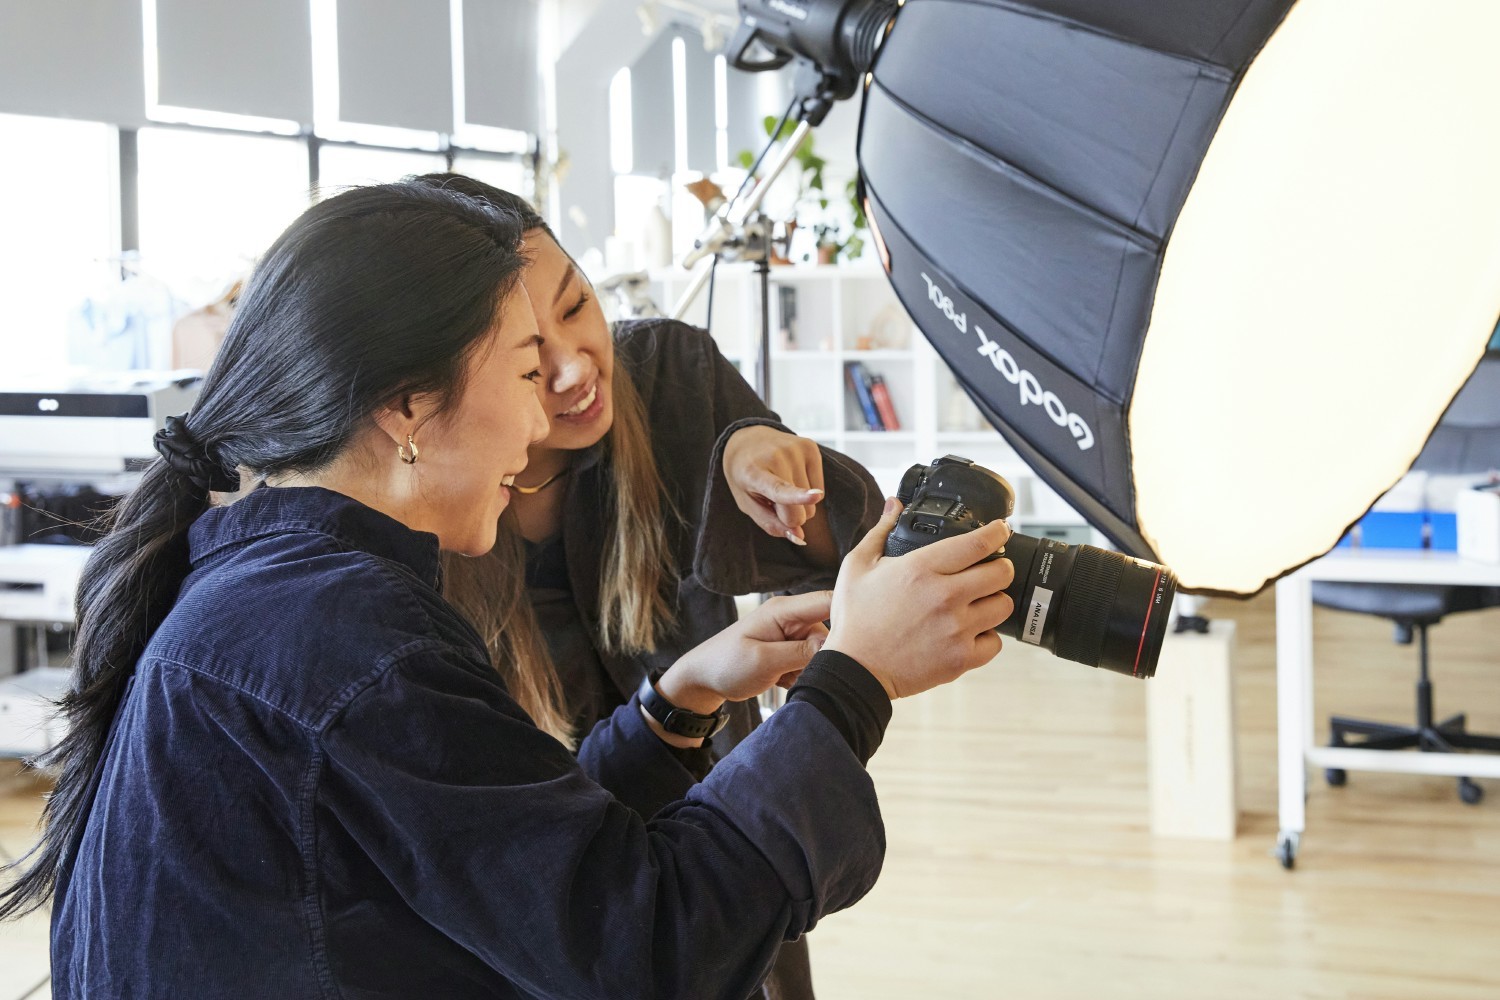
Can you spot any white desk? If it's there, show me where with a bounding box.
[1274,549,1500,867]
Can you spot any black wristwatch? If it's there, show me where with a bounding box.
[637,675,731,740]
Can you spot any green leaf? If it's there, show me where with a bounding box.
[846,177,867,230]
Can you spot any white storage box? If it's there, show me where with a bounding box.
[0,667,71,757]
[1456,487,1500,563]
[0,544,90,623]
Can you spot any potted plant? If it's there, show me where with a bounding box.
[814,222,842,265]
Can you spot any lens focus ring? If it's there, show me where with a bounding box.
[1053,546,1123,668]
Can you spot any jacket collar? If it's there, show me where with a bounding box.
[188,486,443,589]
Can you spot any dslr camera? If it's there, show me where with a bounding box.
[884,456,1178,678]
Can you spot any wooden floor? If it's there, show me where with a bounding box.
[810,590,1500,999]
[2,589,1497,999]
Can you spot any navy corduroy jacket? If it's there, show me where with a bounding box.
[50,486,885,999]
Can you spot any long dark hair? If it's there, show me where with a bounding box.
[412,174,678,746]
[0,182,529,917]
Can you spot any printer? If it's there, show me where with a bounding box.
[0,369,203,478]
[0,370,201,754]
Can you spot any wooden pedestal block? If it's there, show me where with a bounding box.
[1147,619,1239,840]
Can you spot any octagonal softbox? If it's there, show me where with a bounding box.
[857,0,1500,594]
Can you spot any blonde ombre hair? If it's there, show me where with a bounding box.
[417,173,680,746]
[442,356,677,746]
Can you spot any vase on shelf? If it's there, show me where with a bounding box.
[771,221,796,266]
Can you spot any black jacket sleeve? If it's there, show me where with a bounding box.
[612,318,884,598]
[320,641,885,1000]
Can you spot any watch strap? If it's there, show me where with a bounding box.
[637,675,730,740]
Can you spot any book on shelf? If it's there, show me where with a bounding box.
[844,360,889,431]
[867,373,902,431]
[776,284,798,349]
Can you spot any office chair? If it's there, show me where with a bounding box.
[1313,355,1500,805]
[1312,582,1500,803]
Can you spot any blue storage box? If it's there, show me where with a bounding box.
[1427,511,1459,551]
[1357,511,1426,549]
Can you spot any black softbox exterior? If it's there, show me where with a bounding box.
[857,0,1500,595]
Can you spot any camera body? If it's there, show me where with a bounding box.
[884,455,1012,560]
[883,456,1178,679]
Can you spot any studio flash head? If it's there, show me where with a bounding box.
[726,0,898,108]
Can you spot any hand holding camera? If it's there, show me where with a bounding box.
[824,497,1016,700]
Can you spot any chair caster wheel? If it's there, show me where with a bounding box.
[1459,778,1483,805]
[1325,768,1347,787]
[1275,832,1298,870]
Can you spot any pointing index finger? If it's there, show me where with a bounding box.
[755,473,824,506]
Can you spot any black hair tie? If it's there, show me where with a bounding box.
[153,414,240,492]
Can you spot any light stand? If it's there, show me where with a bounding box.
[672,0,892,402]
[672,120,814,405]
[596,271,664,320]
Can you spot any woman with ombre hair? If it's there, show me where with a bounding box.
[420,174,887,997]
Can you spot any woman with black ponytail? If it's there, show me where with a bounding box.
[0,182,1016,999]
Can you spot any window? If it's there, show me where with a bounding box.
[316,145,449,194]
[449,154,529,200]
[137,127,311,307]
[0,115,120,374]
[609,68,633,176]
[1,3,548,378]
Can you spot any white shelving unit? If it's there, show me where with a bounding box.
[648,262,1088,534]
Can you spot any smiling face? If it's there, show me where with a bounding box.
[410,287,550,555]
[519,230,616,458]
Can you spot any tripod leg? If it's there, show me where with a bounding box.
[1446,732,1500,752]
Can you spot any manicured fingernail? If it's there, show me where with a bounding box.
[883,497,901,516]
[785,530,808,546]
[805,488,825,497]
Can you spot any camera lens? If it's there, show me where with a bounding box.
[882,457,1178,679]
[999,533,1177,678]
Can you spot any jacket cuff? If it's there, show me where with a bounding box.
[693,421,882,596]
[786,649,893,765]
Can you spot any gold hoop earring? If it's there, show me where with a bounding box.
[397,434,419,465]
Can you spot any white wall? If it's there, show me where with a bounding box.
[552,1,656,254]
